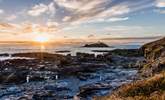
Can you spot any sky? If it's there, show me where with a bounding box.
[0,0,165,41]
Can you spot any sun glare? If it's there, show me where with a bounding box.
[34,36,49,43]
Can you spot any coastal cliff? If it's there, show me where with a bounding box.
[95,37,165,100]
[141,37,165,76]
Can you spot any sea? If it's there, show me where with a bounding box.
[0,38,156,56]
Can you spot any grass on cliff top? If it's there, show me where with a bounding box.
[95,72,165,100]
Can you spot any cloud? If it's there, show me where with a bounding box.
[28,3,48,16]
[0,9,4,14]
[48,2,56,16]
[53,0,154,25]
[86,17,129,24]
[0,22,15,29]
[156,0,165,7]
[104,26,144,33]
[0,22,21,35]
[6,15,17,21]
[155,9,165,14]
[55,0,87,10]
[28,3,56,16]
[96,5,130,18]
[68,17,129,25]
[62,16,71,22]
[47,21,59,27]
[107,17,129,22]
[0,21,59,35]
[88,34,95,38]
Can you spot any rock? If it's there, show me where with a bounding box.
[0,70,28,84]
[141,37,165,61]
[32,91,55,100]
[12,52,71,66]
[18,96,31,100]
[0,53,10,57]
[0,86,22,97]
[77,82,112,98]
[83,42,109,47]
[55,50,70,53]
[76,72,96,81]
[140,37,165,76]
[94,37,165,100]
[44,85,70,91]
[105,49,143,57]
[58,63,106,76]
[76,52,95,62]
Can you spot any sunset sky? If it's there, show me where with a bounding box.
[0,0,165,41]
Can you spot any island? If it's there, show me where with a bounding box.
[83,42,109,47]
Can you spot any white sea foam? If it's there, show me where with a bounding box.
[0,56,34,61]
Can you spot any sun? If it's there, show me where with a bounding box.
[34,36,49,43]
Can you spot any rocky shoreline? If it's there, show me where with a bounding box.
[0,47,144,99]
[95,37,165,100]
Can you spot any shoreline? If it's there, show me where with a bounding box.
[0,48,143,99]
[95,37,165,100]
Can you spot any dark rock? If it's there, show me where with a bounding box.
[76,52,95,62]
[44,85,70,91]
[78,82,112,97]
[32,91,55,100]
[55,50,70,53]
[105,49,143,57]
[12,52,71,66]
[0,53,10,57]
[0,70,28,84]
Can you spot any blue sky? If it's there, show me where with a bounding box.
[0,0,165,41]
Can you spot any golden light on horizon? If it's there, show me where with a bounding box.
[34,35,49,43]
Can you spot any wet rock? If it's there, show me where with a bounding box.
[32,91,55,100]
[76,72,96,81]
[78,82,112,98]
[18,96,31,100]
[0,70,28,84]
[76,52,95,62]
[55,50,70,53]
[59,63,108,75]
[0,86,22,97]
[106,49,143,57]
[0,53,10,57]
[44,85,70,91]
[12,52,72,66]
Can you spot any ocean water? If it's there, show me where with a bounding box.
[0,39,154,56]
